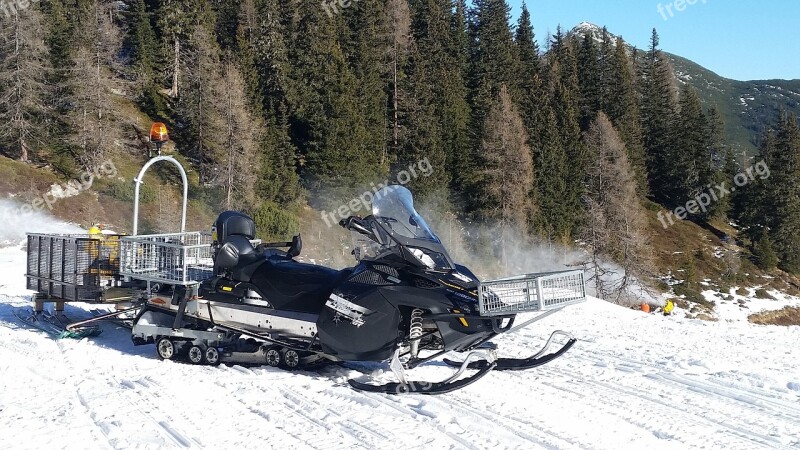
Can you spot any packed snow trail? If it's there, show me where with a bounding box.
[1,245,799,450]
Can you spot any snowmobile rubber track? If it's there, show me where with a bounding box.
[347,361,497,395]
[442,338,576,371]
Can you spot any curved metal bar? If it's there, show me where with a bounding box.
[132,156,188,235]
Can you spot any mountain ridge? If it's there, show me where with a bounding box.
[569,22,800,155]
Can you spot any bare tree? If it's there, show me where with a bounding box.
[68,0,123,169]
[478,85,536,268]
[215,60,261,210]
[178,26,226,184]
[387,0,411,154]
[582,113,654,304]
[0,6,51,162]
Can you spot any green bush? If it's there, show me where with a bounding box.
[252,201,300,241]
[104,178,156,203]
[752,230,778,271]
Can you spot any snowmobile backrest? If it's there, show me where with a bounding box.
[215,211,256,243]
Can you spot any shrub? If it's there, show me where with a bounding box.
[104,178,156,203]
[752,230,778,271]
[749,306,800,326]
[252,201,300,241]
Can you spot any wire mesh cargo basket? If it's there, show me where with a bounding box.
[119,232,214,285]
[26,233,122,302]
[478,270,586,316]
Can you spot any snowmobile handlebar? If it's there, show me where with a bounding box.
[339,216,372,236]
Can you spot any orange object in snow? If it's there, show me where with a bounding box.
[641,303,651,313]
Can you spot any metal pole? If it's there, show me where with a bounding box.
[132,156,189,236]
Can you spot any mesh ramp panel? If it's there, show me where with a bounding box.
[478,270,586,316]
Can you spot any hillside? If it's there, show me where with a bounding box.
[571,22,800,155]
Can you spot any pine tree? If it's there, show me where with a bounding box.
[769,114,800,273]
[547,36,586,239]
[0,5,52,162]
[347,0,390,171]
[156,0,208,98]
[607,36,647,192]
[641,28,677,202]
[239,0,300,204]
[286,0,381,205]
[672,84,712,214]
[577,31,600,128]
[468,0,520,151]
[705,106,729,219]
[513,2,543,168]
[752,228,778,271]
[125,0,157,82]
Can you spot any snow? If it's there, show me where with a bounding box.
[1,241,800,448]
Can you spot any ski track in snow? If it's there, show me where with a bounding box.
[1,246,799,450]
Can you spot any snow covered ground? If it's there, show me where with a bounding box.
[1,243,799,449]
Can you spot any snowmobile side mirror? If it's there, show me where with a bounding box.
[287,235,302,258]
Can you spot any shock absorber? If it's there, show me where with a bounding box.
[409,308,424,360]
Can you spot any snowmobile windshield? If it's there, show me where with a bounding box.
[371,185,439,243]
[364,185,454,271]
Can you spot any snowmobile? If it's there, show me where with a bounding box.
[130,185,586,394]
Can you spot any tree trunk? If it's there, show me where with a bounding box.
[170,38,180,98]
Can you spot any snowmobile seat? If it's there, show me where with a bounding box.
[249,257,353,313]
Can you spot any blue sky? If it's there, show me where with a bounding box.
[505,0,799,81]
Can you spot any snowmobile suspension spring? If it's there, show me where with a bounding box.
[409,308,424,359]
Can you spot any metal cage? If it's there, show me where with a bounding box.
[119,232,214,285]
[25,233,122,302]
[478,270,586,316]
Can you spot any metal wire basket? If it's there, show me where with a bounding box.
[26,233,122,302]
[478,270,586,316]
[119,232,214,285]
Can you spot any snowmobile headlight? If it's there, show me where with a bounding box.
[409,247,437,269]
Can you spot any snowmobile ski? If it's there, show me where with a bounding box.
[443,331,576,371]
[348,361,497,395]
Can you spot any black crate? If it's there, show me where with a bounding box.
[25,234,122,302]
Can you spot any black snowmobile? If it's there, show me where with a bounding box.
[131,185,585,394]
